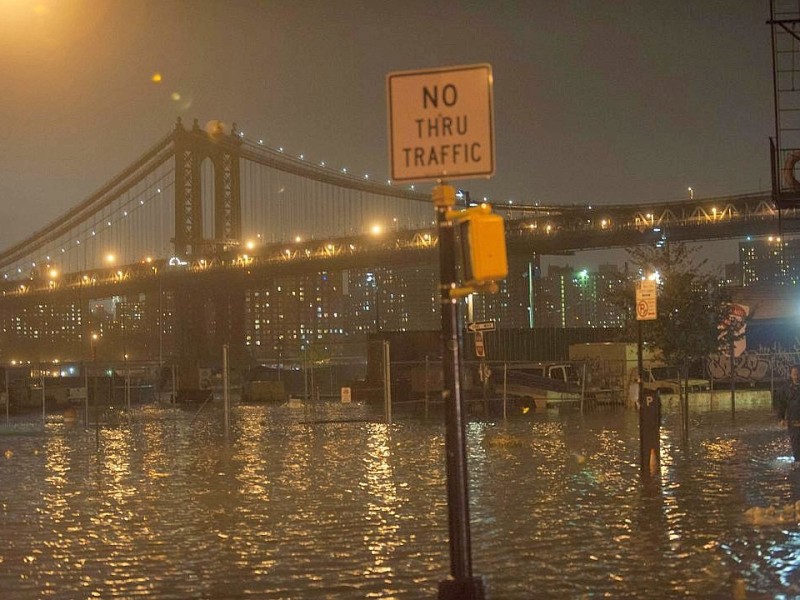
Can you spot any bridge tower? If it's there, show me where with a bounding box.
[171,118,247,391]
[173,117,242,257]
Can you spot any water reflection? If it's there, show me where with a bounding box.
[1,401,800,598]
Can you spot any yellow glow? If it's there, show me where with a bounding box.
[151,72,162,84]
[245,240,256,251]
[171,91,181,101]
[48,268,58,279]
[294,236,302,243]
[371,224,382,235]
[105,253,115,264]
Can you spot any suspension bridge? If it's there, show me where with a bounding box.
[0,117,795,389]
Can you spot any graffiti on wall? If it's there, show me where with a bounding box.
[707,342,800,383]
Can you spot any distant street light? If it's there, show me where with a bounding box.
[688,187,694,200]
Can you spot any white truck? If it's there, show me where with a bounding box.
[568,342,710,400]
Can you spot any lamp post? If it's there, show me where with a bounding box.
[91,332,99,446]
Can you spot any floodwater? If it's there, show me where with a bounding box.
[0,397,798,599]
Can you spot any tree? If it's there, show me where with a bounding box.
[625,242,730,368]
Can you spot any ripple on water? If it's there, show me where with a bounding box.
[0,401,796,598]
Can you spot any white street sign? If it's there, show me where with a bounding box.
[467,320,495,333]
[474,331,486,358]
[340,386,352,404]
[635,280,657,321]
[386,63,495,182]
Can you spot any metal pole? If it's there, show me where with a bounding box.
[434,184,484,599]
[223,344,229,437]
[580,362,587,415]
[84,366,89,428]
[41,372,46,423]
[637,320,644,412]
[383,340,392,425]
[502,362,507,421]
[93,344,99,447]
[424,355,430,418]
[730,337,736,417]
[125,365,130,411]
[171,364,177,404]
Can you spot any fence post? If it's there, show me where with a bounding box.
[580,362,586,415]
[41,372,46,423]
[383,340,392,425]
[424,355,430,418]
[223,344,230,437]
[502,362,508,421]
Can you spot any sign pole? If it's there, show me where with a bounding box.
[434,184,485,600]
[386,63,493,600]
[635,279,660,478]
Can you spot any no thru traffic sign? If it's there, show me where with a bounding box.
[386,63,495,182]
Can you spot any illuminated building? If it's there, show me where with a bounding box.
[533,264,626,328]
[739,237,800,286]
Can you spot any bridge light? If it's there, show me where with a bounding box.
[245,240,256,251]
[105,253,116,265]
[294,236,302,243]
[601,219,609,229]
[545,224,552,233]
[371,224,382,236]
[48,269,58,279]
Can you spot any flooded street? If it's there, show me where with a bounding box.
[1,398,798,599]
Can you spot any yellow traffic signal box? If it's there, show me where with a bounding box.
[458,204,508,286]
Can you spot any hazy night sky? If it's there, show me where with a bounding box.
[0,1,774,268]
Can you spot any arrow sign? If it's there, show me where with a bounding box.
[467,320,495,333]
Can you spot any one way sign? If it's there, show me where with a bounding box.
[467,320,495,333]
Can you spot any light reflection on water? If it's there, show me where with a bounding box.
[0,401,799,598]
